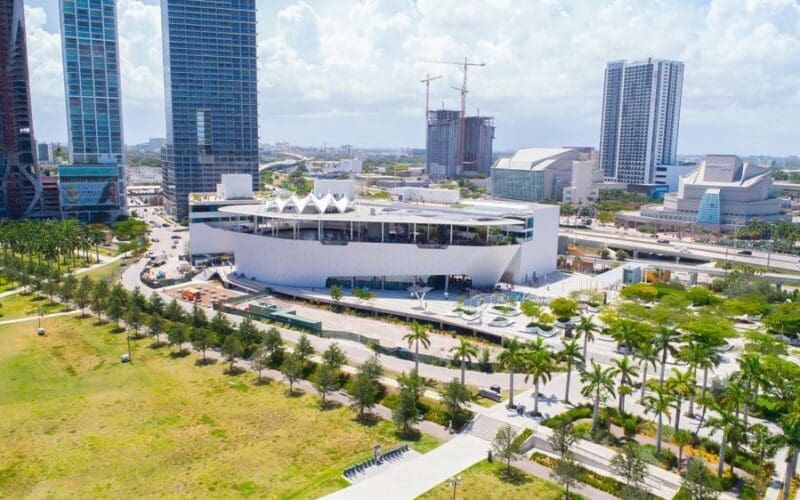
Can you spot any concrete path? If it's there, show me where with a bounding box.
[324,434,489,500]
[0,309,80,326]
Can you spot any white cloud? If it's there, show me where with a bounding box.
[24,0,800,154]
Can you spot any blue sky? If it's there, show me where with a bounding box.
[23,0,800,155]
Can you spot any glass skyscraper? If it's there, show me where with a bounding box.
[161,0,259,222]
[1,0,41,219]
[59,0,127,222]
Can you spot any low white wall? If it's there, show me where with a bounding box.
[190,222,238,255]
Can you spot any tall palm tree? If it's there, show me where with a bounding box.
[665,368,695,433]
[497,337,526,409]
[705,401,743,477]
[580,362,616,433]
[777,408,800,500]
[643,386,674,454]
[680,340,718,417]
[610,318,644,355]
[575,315,597,362]
[738,353,764,430]
[558,339,583,404]
[403,321,430,373]
[612,356,639,413]
[524,337,554,416]
[449,337,479,385]
[635,342,659,400]
[654,325,682,387]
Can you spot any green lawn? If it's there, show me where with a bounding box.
[418,460,578,499]
[0,293,67,321]
[82,260,126,284]
[0,315,439,498]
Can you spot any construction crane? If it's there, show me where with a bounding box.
[428,58,485,173]
[420,73,442,133]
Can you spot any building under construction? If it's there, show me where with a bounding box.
[425,110,494,179]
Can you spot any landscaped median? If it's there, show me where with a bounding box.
[0,315,439,497]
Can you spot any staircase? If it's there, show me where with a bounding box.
[466,414,521,442]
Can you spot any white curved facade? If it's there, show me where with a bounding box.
[191,196,559,289]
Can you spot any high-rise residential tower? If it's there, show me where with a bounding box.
[59,0,127,222]
[161,0,259,222]
[426,110,495,179]
[1,0,42,219]
[598,58,684,184]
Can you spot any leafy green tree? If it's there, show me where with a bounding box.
[75,276,92,316]
[403,321,430,372]
[551,454,581,500]
[322,342,347,371]
[221,334,243,371]
[191,327,216,363]
[251,345,270,381]
[548,297,578,322]
[581,361,616,433]
[643,386,674,454]
[525,337,553,416]
[610,318,647,355]
[705,401,743,477]
[749,423,778,465]
[674,429,693,471]
[620,282,658,302]
[329,284,343,309]
[106,290,125,328]
[549,421,578,457]
[164,298,185,322]
[449,337,478,385]
[237,316,261,351]
[520,300,541,319]
[392,372,421,436]
[497,337,526,409]
[610,443,649,500]
[59,274,77,307]
[129,286,147,312]
[125,308,143,338]
[209,310,234,341]
[441,378,471,429]
[147,314,164,342]
[492,424,521,476]
[168,323,188,353]
[654,325,682,386]
[351,356,383,419]
[558,339,583,404]
[280,353,303,394]
[147,293,164,316]
[190,301,207,329]
[314,363,339,406]
[262,326,284,366]
[294,334,314,367]
[683,458,718,500]
[764,302,800,336]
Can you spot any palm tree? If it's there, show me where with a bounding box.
[705,401,743,477]
[738,353,764,430]
[680,341,717,417]
[524,337,553,416]
[654,325,682,387]
[449,337,479,385]
[580,362,616,433]
[776,411,800,500]
[612,356,639,414]
[643,386,674,453]
[610,318,644,355]
[403,321,430,373]
[635,342,659,400]
[497,337,526,409]
[575,315,597,362]
[665,368,695,433]
[558,339,583,404]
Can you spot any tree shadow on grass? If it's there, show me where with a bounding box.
[319,400,343,411]
[109,326,125,334]
[353,413,380,427]
[148,340,167,350]
[494,466,531,486]
[285,388,304,398]
[169,349,190,358]
[254,376,272,386]
[224,366,247,376]
[195,358,217,367]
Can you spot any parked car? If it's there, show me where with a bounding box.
[657,238,670,244]
[737,250,752,255]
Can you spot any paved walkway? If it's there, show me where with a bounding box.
[0,309,80,326]
[324,434,489,500]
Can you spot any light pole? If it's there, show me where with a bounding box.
[766,225,774,272]
[449,475,462,500]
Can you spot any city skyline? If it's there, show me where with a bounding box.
[21,0,800,156]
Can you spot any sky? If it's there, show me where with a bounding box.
[23,0,800,155]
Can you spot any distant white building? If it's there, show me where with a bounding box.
[653,164,697,192]
[216,174,253,200]
[562,154,604,206]
[492,147,596,202]
[338,158,363,173]
[619,155,789,229]
[389,187,460,204]
[314,178,355,199]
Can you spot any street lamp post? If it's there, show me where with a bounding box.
[449,475,462,500]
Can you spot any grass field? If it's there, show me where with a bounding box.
[419,460,577,499]
[0,315,439,498]
[0,293,67,321]
[82,259,126,284]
